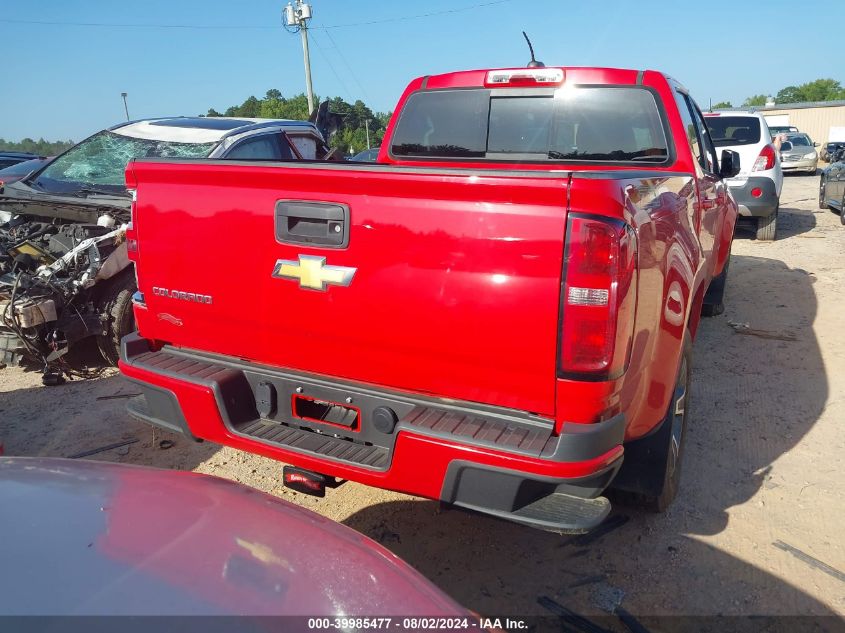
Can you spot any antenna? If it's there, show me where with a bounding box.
[522,31,544,68]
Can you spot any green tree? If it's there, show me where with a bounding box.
[0,137,74,155]
[775,86,803,104]
[203,90,392,153]
[776,78,845,104]
[743,94,768,107]
[802,78,845,101]
[711,101,733,109]
[260,93,312,120]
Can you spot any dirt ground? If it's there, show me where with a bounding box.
[1,175,843,622]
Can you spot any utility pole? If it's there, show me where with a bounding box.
[121,92,129,121]
[284,1,315,116]
[365,119,370,149]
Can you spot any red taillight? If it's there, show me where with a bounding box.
[752,144,776,172]
[751,187,762,198]
[559,214,637,378]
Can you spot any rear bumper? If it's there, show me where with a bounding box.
[728,177,779,217]
[119,333,625,532]
[781,158,817,172]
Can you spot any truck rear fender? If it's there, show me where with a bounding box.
[557,174,700,442]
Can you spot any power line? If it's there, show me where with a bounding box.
[308,31,354,102]
[314,0,515,30]
[0,1,515,31]
[0,17,274,30]
[323,29,370,102]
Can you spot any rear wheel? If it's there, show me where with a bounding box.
[841,196,845,226]
[96,270,136,366]
[819,179,827,209]
[609,338,692,512]
[756,206,778,241]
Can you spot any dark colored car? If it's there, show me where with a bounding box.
[820,141,845,162]
[0,115,338,373]
[351,148,380,162]
[818,147,845,225]
[0,457,471,617]
[0,157,50,187]
[0,152,40,170]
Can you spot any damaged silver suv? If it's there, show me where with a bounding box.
[0,115,337,379]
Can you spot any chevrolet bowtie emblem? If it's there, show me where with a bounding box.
[271,255,356,291]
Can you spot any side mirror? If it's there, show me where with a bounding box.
[719,149,741,178]
[813,141,820,147]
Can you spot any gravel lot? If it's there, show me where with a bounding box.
[1,175,843,621]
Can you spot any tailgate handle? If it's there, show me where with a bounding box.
[275,200,349,248]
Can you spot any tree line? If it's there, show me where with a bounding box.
[712,78,845,109]
[206,90,392,155]
[0,137,74,156]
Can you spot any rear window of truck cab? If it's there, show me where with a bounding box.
[704,116,762,147]
[390,86,670,164]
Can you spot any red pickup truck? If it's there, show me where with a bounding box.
[119,66,739,532]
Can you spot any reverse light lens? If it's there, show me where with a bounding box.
[752,144,776,172]
[559,215,637,377]
[568,287,609,306]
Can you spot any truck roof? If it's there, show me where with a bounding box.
[109,117,319,144]
[416,66,661,90]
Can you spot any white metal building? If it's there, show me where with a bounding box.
[717,101,845,146]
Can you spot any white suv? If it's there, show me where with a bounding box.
[704,111,783,240]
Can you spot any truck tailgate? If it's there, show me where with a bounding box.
[128,161,569,417]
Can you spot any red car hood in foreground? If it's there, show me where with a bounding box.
[0,457,467,617]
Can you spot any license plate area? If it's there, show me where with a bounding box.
[292,395,360,431]
[241,369,416,453]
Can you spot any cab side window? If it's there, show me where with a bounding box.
[687,98,719,174]
[225,134,294,160]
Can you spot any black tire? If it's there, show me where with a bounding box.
[756,206,778,241]
[841,196,845,226]
[96,270,136,366]
[702,255,729,317]
[819,178,828,209]
[609,337,692,513]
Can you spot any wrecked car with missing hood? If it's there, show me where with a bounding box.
[0,114,338,381]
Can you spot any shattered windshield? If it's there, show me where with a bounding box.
[33,130,216,195]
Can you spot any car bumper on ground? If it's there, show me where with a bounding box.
[727,176,780,217]
[0,329,25,366]
[119,332,625,533]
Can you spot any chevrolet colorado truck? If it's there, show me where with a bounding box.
[119,66,740,532]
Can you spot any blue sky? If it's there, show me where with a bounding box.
[2,0,843,142]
